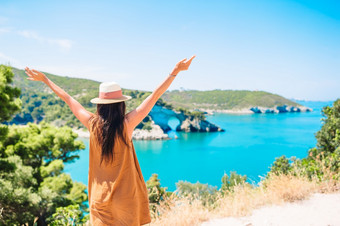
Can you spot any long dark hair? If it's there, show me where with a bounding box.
[90,101,128,165]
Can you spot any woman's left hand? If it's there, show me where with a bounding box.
[25,67,47,82]
[171,55,196,76]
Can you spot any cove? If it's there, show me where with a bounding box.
[64,101,332,192]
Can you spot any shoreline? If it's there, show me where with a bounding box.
[199,106,313,115]
[72,125,170,140]
[72,128,90,138]
[202,108,254,115]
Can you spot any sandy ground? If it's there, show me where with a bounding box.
[201,192,340,226]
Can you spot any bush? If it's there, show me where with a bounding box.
[50,204,89,226]
[176,181,218,206]
[315,99,340,155]
[146,174,169,213]
[221,171,248,194]
[269,156,292,176]
[0,65,21,122]
[142,121,153,131]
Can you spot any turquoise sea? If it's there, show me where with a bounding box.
[64,101,333,192]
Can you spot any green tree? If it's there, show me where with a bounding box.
[176,181,217,206]
[0,124,87,225]
[314,99,340,156]
[269,100,340,180]
[221,171,247,193]
[0,66,88,225]
[146,174,168,212]
[0,155,40,224]
[50,204,89,226]
[269,156,292,176]
[0,65,21,147]
[0,65,21,122]
[298,100,340,180]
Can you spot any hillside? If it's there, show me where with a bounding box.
[11,67,151,112]
[8,67,305,129]
[10,67,154,128]
[161,90,301,111]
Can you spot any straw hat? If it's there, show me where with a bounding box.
[90,82,132,104]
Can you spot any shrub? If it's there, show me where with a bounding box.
[269,156,292,176]
[176,181,218,206]
[146,174,169,213]
[221,171,248,194]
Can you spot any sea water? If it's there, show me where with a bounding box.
[64,101,333,191]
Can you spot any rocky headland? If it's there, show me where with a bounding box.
[250,105,312,114]
[132,121,170,140]
[148,105,224,133]
[73,124,169,140]
[198,105,312,115]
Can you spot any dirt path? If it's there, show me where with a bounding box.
[201,192,340,226]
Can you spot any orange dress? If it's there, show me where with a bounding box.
[88,119,151,225]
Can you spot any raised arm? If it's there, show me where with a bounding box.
[125,56,195,138]
[25,67,94,129]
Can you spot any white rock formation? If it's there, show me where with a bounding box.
[132,122,170,140]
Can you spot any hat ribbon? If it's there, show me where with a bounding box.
[99,90,123,99]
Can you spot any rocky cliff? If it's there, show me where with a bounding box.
[178,117,224,132]
[133,120,170,140]
[148,105,224,133]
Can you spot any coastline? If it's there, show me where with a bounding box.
[200,108,253,115]
[72,124,170,140]
[65,100,325,192]
[132,122,170,140]
[199,105,313,115]
[72,128,90,138]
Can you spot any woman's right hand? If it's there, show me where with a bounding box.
[25,67,47,82]
[170,55,196,76]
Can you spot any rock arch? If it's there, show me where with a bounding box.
[148,105,224,132]
[148,105,186,132]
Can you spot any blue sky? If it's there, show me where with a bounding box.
[0,0,339,101]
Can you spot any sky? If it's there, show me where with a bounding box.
[0,0,339,101]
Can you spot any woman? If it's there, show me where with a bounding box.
[25,55,195,225]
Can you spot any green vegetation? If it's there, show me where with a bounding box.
[175,107,206,120]
[269,99,340,180]
[176,181,218,206]
[51,204,89,226]
[134,115,154,131]
[8,66,301,129]
[10,67,210,129]
[161,89,301,110]
[274,99,340,174]
[315,100,340,155]
[269,156,291,176]
[221,171,248,193]
[146,172,249,211]
[0,66,21,122]
[9,66,158,128]
[0,66,88,225]
[0,123,88,225]
[146,174,169,214]
[141,120,153,131]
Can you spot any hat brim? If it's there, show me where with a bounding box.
[90,95,132,104]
